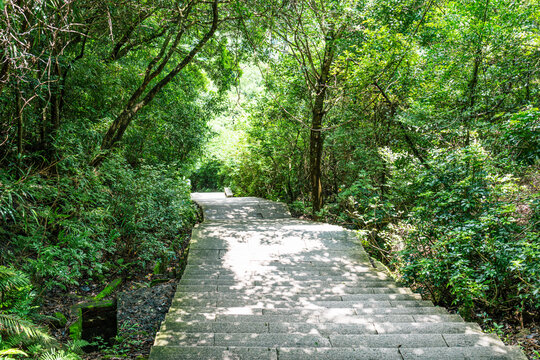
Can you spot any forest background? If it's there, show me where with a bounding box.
[0,0,538,358]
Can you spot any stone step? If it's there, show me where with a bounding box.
[216,281,401,291]
[173,290,417,301]
[178,273,391,285]
[160,321,271,334]
[149,346,278,360]
[209,313,464,323]
[183,263,377,272]
[175,284,415,295]
[184,262,381,278]
[178,279,394,288]
[159,320,482,336]
[150,345,526,360]
[153,332,504,349]
[188,254,376,262]
[374,322,482,334]
[186,266,380,275]
[262,307,448,316]
[214,300,434,309]
[170,298,434,310]
[279,347,402,360]
[271,322,481,335]
[225,299,429,308]
[329,333,506,348]
[214,333,332,347]
[279,346,527,360]
[175,281,404,294]
[172,293,423,303]
[165,305,448,318]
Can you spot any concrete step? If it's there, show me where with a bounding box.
[169,300,436,311]
[175,281,405,294]
[329,333,506,348]
[399,346,528,360]
[177,285,415,295]
[172,292,423,302]
[149,346,278,360]
[153,332,504,349]
[178,273,391,285]
[183,263,378,272]
[159,320,482,336]
[150,345,526,360]
[164,305,449,318]
[209,313,464,323]
[279,346,527,360]
[261,307,449,316]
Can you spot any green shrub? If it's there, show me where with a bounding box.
[190,158,229,191]
[0,156,197,292]
[499,108,540,166]
[398,145,539,318]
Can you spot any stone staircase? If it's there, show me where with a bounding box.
[149,193,526,359]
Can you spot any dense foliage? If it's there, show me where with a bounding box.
[0,0,242,357]
[209,0,540,326]
[1,0,539,357]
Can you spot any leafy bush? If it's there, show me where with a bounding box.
[398,145,539,318]
[0,266,71,360]
[499,108,540,166]
[320,172,395,228]
[101,158,197,269]
[0,156,197,293]
[190,158,229,191]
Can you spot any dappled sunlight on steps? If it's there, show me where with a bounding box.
[149,193,526,359]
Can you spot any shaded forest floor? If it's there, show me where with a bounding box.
[41,275,178,359]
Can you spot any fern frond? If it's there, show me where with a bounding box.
[0,313,54,344]
[65,340,88,355]
[0,267,30,293]
[40,349,79,360]
[0,348,28,356]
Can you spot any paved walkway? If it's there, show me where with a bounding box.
[150,193,525,359]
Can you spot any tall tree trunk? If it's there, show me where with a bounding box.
[0,56,9,93]
[310,30,336,215]
[310,110,324,214]
[464,0,490,146]
[15,81,23,158]
[464,47,482,146]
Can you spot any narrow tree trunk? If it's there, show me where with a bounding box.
[310,111,324,214]
[39,97,47,148]
[309,30,336,215]
[15,82,23,157]
[464,0,489,146]
[50,92,61,132]
[0,57,9,93]
[464,48,482,146]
